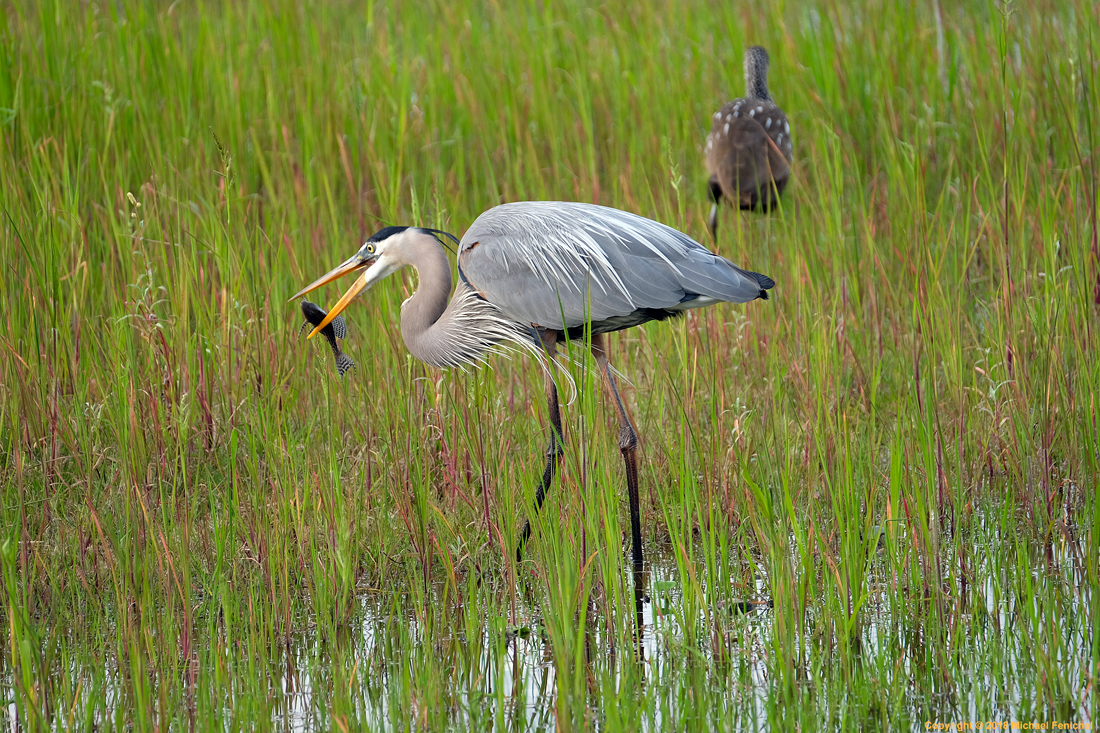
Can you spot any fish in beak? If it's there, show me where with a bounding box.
[288,251,375,339]
[299,300,355,378]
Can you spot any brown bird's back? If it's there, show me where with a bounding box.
[705,46,792,238]
[705,98,792,210]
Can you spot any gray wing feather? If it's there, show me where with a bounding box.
[458,202,770,330]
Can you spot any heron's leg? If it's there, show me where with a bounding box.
[516,333,564,563]
[591,333,644,569]
[707,176,723,242]
[633,564,648,663]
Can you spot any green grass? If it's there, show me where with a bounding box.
[1,0,1098,729]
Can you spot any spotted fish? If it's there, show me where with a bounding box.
[299,300,355,378]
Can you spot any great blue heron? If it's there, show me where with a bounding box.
[705,46,793,239]
[290,201,774,568]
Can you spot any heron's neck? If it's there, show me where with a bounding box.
[399,233,455,365]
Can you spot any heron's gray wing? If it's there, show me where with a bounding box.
[458,201,772,331]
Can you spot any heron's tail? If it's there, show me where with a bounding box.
[737,268,775,299]
[751,270,776,291]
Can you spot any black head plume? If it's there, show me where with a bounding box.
[367,225,410,242]
[422,227,461,253]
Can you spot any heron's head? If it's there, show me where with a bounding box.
[289,226,417,338]
[743,46,771,101]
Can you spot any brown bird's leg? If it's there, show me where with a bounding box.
[516,331,564,563]
[591,333,644,569]
[707,176,723,242]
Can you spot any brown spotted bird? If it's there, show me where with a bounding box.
[705,45,792,239]
[299,300,355,378]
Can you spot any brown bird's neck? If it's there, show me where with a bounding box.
[744,49,772,101]
[398,231,454,365]
[746,75,770,101]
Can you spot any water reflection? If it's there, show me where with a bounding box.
[1,526,1090,730]
[634,563,648,666]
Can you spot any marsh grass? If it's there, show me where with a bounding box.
[1,0,1097,729]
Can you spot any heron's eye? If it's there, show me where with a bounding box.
[365,244,375,254]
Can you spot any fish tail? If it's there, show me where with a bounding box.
[335,351,355,378]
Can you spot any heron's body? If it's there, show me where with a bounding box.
[457,202,773,342]
[706,46,792,238]
[291,200,774,567]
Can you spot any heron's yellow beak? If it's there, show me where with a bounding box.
[288,253,371,339]
[307,272,369,338]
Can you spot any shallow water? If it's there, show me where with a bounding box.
[261,557,776,731]
[2,521,1092,730]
